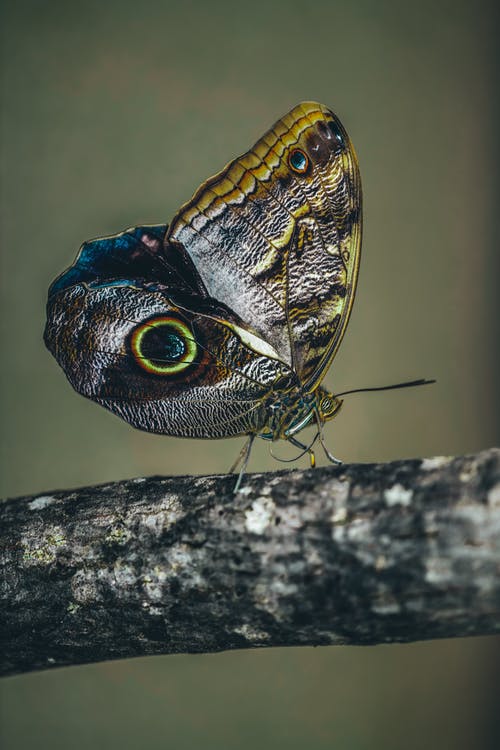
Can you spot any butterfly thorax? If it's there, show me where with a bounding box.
[258,387,343,441]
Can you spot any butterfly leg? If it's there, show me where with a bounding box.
[229,435,254,474]
[270,432,319,466]
[314,408,343,465]
[231,434,256,493]
[320,438,343,465]
[287,435,317,468]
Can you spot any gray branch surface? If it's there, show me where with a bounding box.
[1,448,500,677]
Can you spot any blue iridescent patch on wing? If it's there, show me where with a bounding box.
[48,224,168,297]
[86,278,143,289]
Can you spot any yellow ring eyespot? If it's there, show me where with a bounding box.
[288,148,309,174]
[130,316,197,375]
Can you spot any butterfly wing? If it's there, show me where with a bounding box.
[167,101,362,390]
[48,224,210,299]
[45,102,361,441]
[44,227,289,438]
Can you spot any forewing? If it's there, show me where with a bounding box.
[48,223,208,299]
[167,101,361,388]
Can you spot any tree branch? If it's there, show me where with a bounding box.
[1,447,499,677]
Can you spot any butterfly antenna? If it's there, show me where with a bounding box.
[334,377,436,398]
[314,378,436,464]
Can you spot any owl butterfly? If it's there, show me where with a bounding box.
[45,102,362,489]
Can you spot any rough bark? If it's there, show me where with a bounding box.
[1,448,499,677]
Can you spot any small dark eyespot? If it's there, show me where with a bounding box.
[288,148,309,174]
[327,120,344,145]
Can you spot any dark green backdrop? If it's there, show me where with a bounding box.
[1,1,499,748]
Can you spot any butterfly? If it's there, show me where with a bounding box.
[45,102,363,489]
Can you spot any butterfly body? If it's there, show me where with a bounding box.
[45,102,361,466]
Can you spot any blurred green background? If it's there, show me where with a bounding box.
[1,0,499,748]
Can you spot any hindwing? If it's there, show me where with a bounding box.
[45,279,291,438]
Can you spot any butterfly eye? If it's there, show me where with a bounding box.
[130,316,197,375]
[319,394,342,419]
[288,148,309,174]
